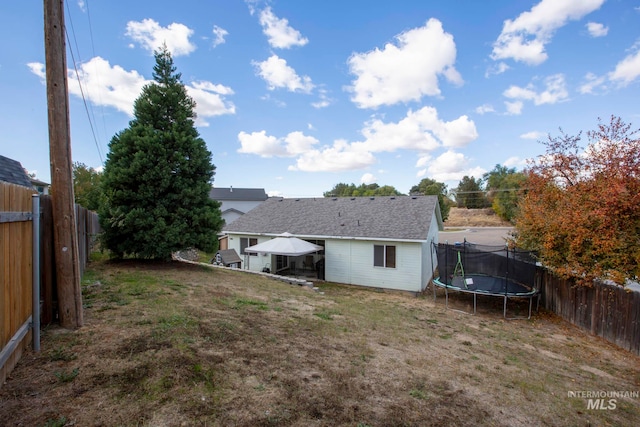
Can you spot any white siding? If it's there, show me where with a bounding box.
[326,239,424,292]
[420,211,441,290]
[226,234,271,272]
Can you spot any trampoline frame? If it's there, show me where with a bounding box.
[431,241,540,319]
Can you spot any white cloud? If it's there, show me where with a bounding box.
[290,140,376,172]
[491,0,605,65]
[504,156,527,168]
[77,1,86,12]
[254,55,314,93]
[29,57,147,116]
[579,72,607,94]
[284,131,319,155]
[347,18,462,109]
[505,100,524,115]
[311,88,332,108]
[237,106,477,173]
[29,57,234,126]
[125,19,196,56]
[586,22,608,37]
[426,150,486,182]
[520,131,545,140]
[608,48,640,86]
[485,62,510,77]
[212,25,228,47]
[415,155,431,168]
[356,107,477,153]
[186,81,236,126]
[579,46,640,93]
[475,104,495,115]
[237,130,318,158]
[503,74,568,112]
[361,173,377,185]
[259,7,308,49]
[238,131,286,157]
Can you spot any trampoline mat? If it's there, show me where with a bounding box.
[450,275,532,295]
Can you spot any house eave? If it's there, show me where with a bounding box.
[222,231,426,244]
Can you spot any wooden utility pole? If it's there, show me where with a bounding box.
[44,0,83,328]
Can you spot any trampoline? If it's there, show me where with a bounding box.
[431,240,540,319]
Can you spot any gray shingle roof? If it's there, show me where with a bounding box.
[209,187,268,202]
[216,249,243,265]
[0,155,33,188]
[223,196,441,241]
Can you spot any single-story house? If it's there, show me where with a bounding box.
[222,196,443,293]
[209,187,268,226]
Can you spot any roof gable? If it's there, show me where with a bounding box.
[209,187,268,202]
[224,196,441,241]
[0,155,33,188]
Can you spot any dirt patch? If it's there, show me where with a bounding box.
[445,207,512,227]
[1,260,639,426]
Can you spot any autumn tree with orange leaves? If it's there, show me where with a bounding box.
[515,116,640,286]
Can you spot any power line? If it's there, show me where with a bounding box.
[64,1,104,164]
[451,188,531,195]
[84,0,110,156]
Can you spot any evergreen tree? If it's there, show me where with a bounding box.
[483,164,527,222]
[100,46,223,259]
[453,176,486,208]
[409,178,451,221]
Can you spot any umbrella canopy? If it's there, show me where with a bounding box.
[244,232,323,256]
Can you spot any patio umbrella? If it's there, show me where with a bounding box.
[244,232,323,256]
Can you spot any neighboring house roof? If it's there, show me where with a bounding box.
[221,207,245,216]
[209,187,268,202]
[0,155,34,188]
[224,196,442,241]
[30,177,50,187]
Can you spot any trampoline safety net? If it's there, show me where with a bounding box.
[435,241,538,292]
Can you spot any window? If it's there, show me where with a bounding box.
[374,245,396,268]
[240,237,258,255]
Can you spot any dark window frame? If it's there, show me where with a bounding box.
[374,244,396,268]
[240,237,258,255]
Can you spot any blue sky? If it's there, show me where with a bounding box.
[1,0,639,197]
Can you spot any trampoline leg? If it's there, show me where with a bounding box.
[445,287,449,310]
[433,281,436,303]
[473,294,477,314]
[503,296,507,318]
[528,297,533,319]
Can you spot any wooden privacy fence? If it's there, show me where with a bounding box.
[37,195,100,324]
[0,182,100,386]
[0,183,37,386]
[539,270,640,355]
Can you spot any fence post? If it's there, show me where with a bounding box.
[32,194,40,352]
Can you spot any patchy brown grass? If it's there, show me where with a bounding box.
[445,207,512,227]
[1,259,639,426]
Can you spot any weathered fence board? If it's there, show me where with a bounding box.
[1,184,100,388]
[0,182,35,386]
[540,270,640,355]
[38,195,99,323]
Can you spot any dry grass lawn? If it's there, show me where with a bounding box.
[1,258,639,426]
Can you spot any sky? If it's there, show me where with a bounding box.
[1,0,639,197]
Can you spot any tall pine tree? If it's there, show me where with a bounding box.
[100,46,223,259]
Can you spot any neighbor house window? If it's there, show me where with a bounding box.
[240,237,258,255]
[374,245,396,268]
